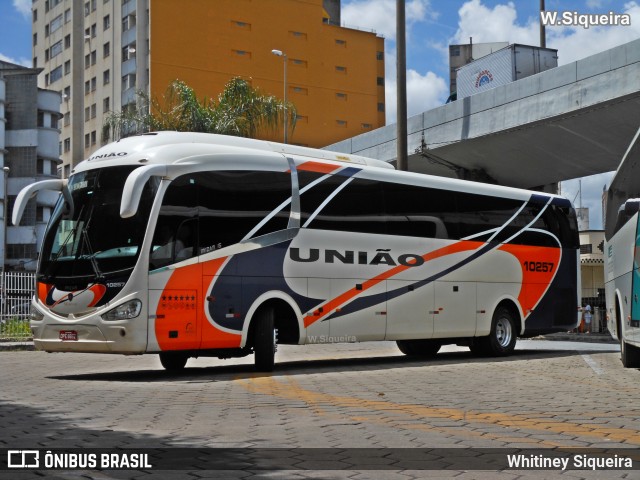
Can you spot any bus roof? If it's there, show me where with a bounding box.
[78,131,394,172]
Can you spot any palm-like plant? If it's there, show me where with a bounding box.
[102,77,296,143]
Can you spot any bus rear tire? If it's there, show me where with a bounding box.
[159,352,188,371]
[621,338,640,368]
[253,308,277,372]
[471,306,517,357]
[396,339,441,357]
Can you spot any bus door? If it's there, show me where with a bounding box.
[148,176,201,351]
[385,280,435,339]
[434,281,477,337]
[630,216,640,335]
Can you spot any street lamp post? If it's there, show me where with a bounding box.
[271,49,288,144]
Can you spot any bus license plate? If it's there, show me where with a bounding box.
[59,330,78,341]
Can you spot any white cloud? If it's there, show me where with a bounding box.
[452,0,538,46]
[342,0,436,41]
[546,2,640,65]
[452,1,640,66]
[342,0,448,123]
[13,0,31,18]
[0,52,31,67]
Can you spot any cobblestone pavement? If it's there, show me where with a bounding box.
[0,340,638,480]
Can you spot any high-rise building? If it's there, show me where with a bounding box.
[32,0,385,176]
[0,61,61,269]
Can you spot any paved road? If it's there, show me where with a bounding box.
[1,340,638,479]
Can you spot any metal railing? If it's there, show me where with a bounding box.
[0,271,35,341]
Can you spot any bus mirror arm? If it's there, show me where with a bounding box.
[622,198,640,216]
[120,165,168,218]
[12,179,67,226]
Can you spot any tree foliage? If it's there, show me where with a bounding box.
[102,78,296,142]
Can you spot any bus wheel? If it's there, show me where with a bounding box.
[472,306,517,356]
[396,339,441,357]
[253,308,277,372]
[159,352,188,371]
[621,339,640,368]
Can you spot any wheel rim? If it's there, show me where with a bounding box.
[495,317,513,348]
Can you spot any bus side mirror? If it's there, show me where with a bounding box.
[623,199,640,215]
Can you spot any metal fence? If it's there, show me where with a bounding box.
[0,271,35,340]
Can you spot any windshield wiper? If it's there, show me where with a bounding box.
[81,206,104,282]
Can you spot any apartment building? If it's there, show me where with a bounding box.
[32,0,385,176]
[0,61,61,269]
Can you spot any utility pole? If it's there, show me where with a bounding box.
[540,0,546,48]
[396,0,408,171]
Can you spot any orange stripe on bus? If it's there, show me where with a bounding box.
[296,161,341,174]
[304,240,483,327]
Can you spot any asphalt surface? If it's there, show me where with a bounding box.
[0,337,637,480]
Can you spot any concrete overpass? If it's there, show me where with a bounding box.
[326,38,640,190]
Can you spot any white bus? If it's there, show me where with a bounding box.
[14,132,579,371]
[604,126,640,368]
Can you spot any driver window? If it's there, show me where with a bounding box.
[149,177,197,269]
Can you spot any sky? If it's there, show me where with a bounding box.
[1,0,639,229]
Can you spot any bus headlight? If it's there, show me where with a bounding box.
[102,299,142,321]
[30,305,44,322]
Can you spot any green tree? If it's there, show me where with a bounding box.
[102,77,296,142]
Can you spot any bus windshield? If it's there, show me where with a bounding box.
[39,166,158,281]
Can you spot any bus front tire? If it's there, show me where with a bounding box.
[470,306,517,357]
[159,352,188,371]
[253,308,277,372]
[396,339,441,357]
[621,338,640,368]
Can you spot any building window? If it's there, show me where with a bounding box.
[291,86,308,95]
[50,14,63,34]
[335,92,347,100]
[233,50,251,58]
[289,31,307,40]
[335,65,347,73]
[377,51,384,60]
[63,86,70,99]
[64,138,71,152]
[33,9,37,22]
[336,120,347,127]
[33,33,37,46]
[232,20,251,30]
[580,244,593,254]
[63,112,70,126]
[122,74,136,90]
[103,97,110,112]
[377,102,385,112]
[85,133,90,148]
[91,130,97,145]
[64,34,71,49]
[103,42,110,58]
[64,60,71,75]
[362,123,372,129]
[50,66,62,84]
[64,8,71,23]
[335,39,346,47]
[122,14,136,31]
[103,14,110,30]
[103,69,110,85]
[50,45,61,61]
[377,76,384,86]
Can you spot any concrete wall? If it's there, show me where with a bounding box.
[327,38,640,162]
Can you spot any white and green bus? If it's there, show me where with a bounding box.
[604,126,640,367]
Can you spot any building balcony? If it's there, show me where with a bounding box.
[37,89,62,114]
[37,129,60,160]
